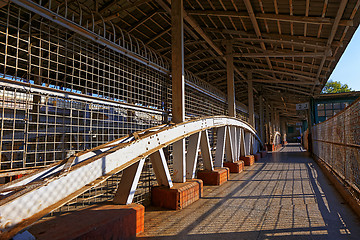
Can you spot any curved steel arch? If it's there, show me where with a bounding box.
[0,116,261,239]
[272,131,282,145]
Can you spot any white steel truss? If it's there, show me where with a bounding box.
[0,116,261,239]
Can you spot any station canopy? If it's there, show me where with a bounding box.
[11,0,360,120]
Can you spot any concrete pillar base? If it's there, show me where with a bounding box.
[152,179,203,210]
[223,161,244,173]
[197,167,229,185]
[240,155,255,166]
[29,203,144,240]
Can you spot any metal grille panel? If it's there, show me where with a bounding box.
[0,2,249,217]
[312,98,360,193]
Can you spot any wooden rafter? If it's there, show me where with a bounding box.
[186,10,353,26]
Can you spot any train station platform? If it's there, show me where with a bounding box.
[138,143,360,240]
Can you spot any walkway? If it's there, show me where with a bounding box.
[138,143,360,240]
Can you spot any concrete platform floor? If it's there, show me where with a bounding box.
[138,143,360,240]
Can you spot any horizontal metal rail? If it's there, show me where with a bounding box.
[0,77,165,115]
[0,116,261,239]
[313,139,360,149]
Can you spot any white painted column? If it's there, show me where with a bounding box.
[226,42,236,117]
[171,0,186,183]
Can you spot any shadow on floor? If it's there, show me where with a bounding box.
[139,144,360,240]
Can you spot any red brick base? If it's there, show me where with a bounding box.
[29,203,144,240]
[152,179,203,210]
[197,167,229,185]
[240,155,255,166]
[223,161,245,173]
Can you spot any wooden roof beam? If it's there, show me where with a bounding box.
[206,28,343,47]
[128,10,161,33]
[156,0,250,83]
[313,0,348,93]
[233,51,330,58]
[95,0,153,24]
[263,85,312,96]
[209,76,227,84]
[230,38,328,50]
[185,56,223,64]
[251,79,314,85]
[195,69,226,76]
[250,68,315,81]
[186,10,353,26]
[99,0,120,14]
[242,0,274,72]
[234,60,327,77]
[147,28,171,45]
[269,59,330,71]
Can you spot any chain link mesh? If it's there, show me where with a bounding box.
[312,98,360,193]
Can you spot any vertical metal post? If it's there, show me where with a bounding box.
[247,72,254,127]
[276,111,280,132]
[171,0,186,182]
[265,103,270,144]
[226,42,235,117]
[271,106,276,135]
[259,96,265,144]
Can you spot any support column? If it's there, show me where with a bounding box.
[271,107,276,135]
[226,42,235,117]
[281,119,287,143]
[247,72,254,127]
[259,96,265,144]
[171,0,186,183]
[265,103,270,144]
[276,111,281,132]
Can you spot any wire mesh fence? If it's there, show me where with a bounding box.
[312,97,360,194]
[0,2,250,217]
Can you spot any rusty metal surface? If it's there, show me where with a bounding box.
[312,98,360,193]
